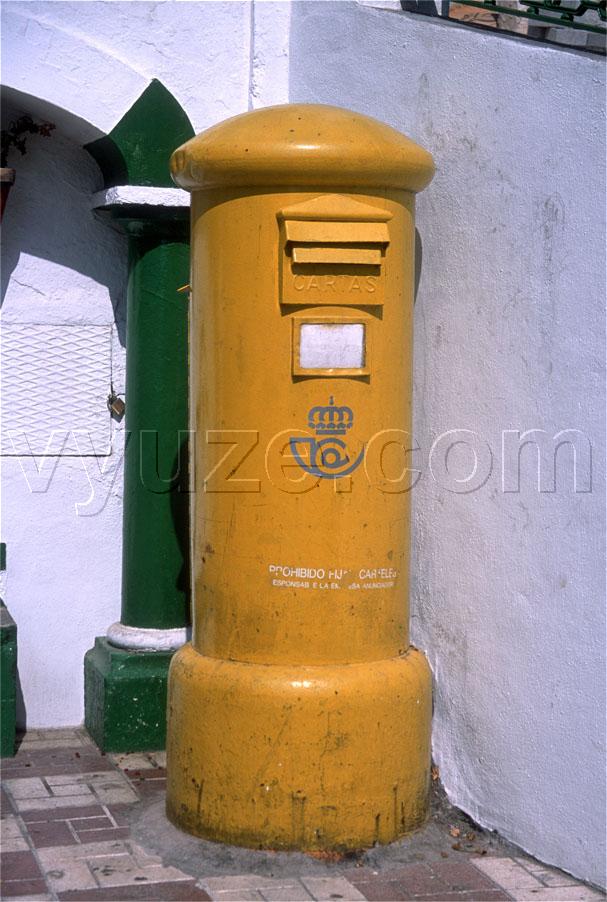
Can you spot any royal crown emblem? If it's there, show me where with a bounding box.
[308,397,353,436]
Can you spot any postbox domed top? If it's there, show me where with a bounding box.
[170,104,434,193]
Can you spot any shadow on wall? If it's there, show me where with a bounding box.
[415,229,422,303]
[1,88,127,346]
[15,668,26,735]
[170,434,192,614]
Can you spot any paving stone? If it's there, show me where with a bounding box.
[349,878,411,901]
[533,869,581,887]
[42,859,98,893]
[369,863,449,897]
[149,751,167,768]
[300,875,367,900]
[415,893,510,901]
[37,731,85,742]
[514,858,579,886]
[46,775,99,787]
[57,881,211,900]
[207,893,264,901]
[72,826,131,842]
[51,784,95,798]
[105,804,133,826]
[16,739,89,750]
[0,816,30,851]
[22,804,106,823]
[1,787,15,817]
[36,839,130,863]
[0,768,42,780]
[124,767,167,780]
[4,779,51,800]
[474,856,543,890]
[86,852,136,882]
[28,820,78,849]
[9,895,52,901]
[130,779,168,800]
[16,729,92,749]
[0,762,116,780]
[202,876,284,892]
[15,794,97,812]
[431,859,501,891]
[0,877,50,897]
[9,751,110,774]
[508,887,605,901]
[88,853,191,887]
[7,894,52,900]
[69,816,113,833]
[1,850,43,880]
[259,881,314,901]
[1,755,33,770]
[463,893,512,900]
[0,834,31,852]
[91,773,133,785]
[110,753,156,771]
[201,877,313,901]
[346,869,379,881]
[92,784,139,805]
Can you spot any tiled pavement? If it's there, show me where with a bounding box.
[1,730,604,902]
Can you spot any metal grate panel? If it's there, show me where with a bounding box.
[1,323,112,456]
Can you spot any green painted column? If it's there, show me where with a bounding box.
[121,236,190,631]
[1,544,17,758]
[84,81,195,752]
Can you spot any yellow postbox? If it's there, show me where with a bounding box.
[167,104,435,850]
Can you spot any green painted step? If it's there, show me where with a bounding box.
[1,601,17,757]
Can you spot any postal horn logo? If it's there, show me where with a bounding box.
[290,397,364,480]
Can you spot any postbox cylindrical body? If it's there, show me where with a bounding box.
[167,105,435,850]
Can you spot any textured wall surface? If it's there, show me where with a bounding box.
[1,0,605,887]
[288,2,605,887]
[1,122,128,728]
[1,1,250,136]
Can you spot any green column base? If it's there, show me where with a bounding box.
[84,637,176,753]
[1,602,17,758]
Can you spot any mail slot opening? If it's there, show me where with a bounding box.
[290,244,384,267]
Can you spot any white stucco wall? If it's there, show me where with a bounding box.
[288,1,605,887]
[1,0,604,888]
[1,114,128,727]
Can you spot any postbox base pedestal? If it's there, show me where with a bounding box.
[166,643,432,851]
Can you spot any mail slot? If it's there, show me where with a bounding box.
[280,194,390,305]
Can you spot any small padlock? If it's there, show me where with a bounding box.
[107,391,125,419]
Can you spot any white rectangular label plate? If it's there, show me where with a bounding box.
[299,323,365,370]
